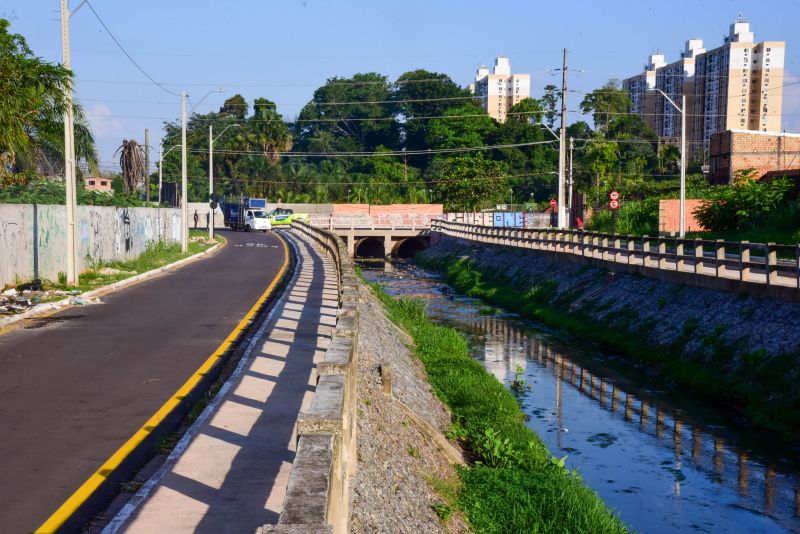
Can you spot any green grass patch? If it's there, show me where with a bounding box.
[367,282,627,534]
[42,229,222,293]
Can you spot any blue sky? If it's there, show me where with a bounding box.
[4,0,799,172]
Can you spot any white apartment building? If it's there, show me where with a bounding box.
[469,56,531,122]
[623,19,785,160]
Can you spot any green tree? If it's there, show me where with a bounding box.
[426,154,510,211]
[541,84,559,128]
[579,79,630,133]
[426,102,497,149]
[0,18,96,184]
[219,94,248,120]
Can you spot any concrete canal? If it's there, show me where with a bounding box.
[361,261,800,533]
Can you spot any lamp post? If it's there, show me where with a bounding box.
[181,91,188,252]
[428,189,433,204]
[347,188,351,203]
[537,122,566,227]
[509,188,514,210]
[209,123,240,240]
[655,89,687,237]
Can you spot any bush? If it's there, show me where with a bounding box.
[693,176,793,232]
[587,197,659,235]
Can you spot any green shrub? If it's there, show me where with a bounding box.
[693,176,793,231]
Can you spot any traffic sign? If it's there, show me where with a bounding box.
[609,199,620,210]
[549,199,557,208]
[609,191,620,201]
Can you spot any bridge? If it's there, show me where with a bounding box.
[309,214,434,258]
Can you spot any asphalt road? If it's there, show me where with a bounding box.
[0,229,287,534]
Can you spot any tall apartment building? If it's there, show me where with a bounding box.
[469,56,531,122]
[623,19,785,161]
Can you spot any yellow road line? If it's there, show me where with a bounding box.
[36,235,289,534]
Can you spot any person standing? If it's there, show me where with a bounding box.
[193,210,199,229]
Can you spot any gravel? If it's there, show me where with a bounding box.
[349,283,469,534]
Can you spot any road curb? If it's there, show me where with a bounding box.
[0,238,225,333]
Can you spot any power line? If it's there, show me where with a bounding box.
[84,1,179,97]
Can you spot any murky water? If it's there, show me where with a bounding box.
[361,260,800,533]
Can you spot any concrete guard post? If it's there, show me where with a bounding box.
[261,222,359,534]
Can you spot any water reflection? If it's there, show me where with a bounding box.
[361,261,800,533]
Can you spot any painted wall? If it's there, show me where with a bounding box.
[0,204,182,286]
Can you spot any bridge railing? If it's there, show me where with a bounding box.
[431,219,800,297]
[264,220,359,534]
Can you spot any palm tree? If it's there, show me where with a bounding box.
[114,139,146,194]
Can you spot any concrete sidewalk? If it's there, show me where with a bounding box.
[111,233,339,533]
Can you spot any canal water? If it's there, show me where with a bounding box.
[360,261,800,534]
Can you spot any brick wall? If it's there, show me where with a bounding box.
[710,130,800,183]
[658,199,706,234]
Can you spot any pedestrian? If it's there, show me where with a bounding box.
[193,210,199,228]
[576,216,584,230]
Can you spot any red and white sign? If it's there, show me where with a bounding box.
[609,190,620,201]
[549,199,557,208]
[609,199,620,210]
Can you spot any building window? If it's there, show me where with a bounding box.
[101,180,107,186]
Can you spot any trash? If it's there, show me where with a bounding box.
[2,288,17,297]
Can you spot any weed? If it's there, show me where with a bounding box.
[57,271,67,285]
[509,366,531,395]
[433,502,454,523]
[363,398,372,406]
[408,446,420,458]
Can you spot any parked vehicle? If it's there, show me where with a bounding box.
[221,198,272,232]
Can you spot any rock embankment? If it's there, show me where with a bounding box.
[349,283,469,534]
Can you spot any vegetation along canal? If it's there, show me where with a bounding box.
[360,261,800,533]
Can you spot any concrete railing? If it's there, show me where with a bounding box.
[263,220,359,534]
[432,219,800,301]
[309,213,434,230]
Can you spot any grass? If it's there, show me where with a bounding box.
[420,253,800,441]
[368,282,628,534]
[42,229,222,293]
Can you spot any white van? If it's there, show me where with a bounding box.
[244,209,272,232]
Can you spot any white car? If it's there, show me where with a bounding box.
[244,209,272,232]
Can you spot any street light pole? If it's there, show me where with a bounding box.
[181,91,188,252]
[60,0,78,285]
[655,89,687,237]
[158,140,163,204]
[557,48,568,229]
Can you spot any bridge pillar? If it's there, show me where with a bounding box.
[346,234,355,258]
[383,234,393,258]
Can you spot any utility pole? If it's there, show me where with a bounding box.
[680,95,686,238]
[568,137,574,228]
[144,128,150,203]
[181,91,188,253]
[158,140,163,204]
[209,125,214,241]
[60,0,78,285]
[557,48,567,229]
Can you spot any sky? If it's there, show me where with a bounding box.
[4,0,800,174]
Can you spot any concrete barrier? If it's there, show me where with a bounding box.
[0,203,182,287]
[261,221,359,534]
[432,219,800,302]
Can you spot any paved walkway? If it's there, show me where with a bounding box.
[111,232,338,533]
[0,230,286,534]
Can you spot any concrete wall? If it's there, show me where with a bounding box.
[1,203,181,286]
[658,199,706,234]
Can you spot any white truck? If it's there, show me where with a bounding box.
[222,198,273,232]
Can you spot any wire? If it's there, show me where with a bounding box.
[84,1,179,97]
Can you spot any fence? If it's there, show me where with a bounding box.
[263,221,359,534]
[310,213,435,230]
[432,219,800,299]
[0,203,182,287]
[442,211,553,228]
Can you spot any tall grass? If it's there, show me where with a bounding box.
[369,284,628,533]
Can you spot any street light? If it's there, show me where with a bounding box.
[191,88,223,113]
[347,188,352,203]
[509,188,514,210]
[428,189,433,204]
[654,89,687,238]
[537,122,567,228]
[209,123,241,240]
